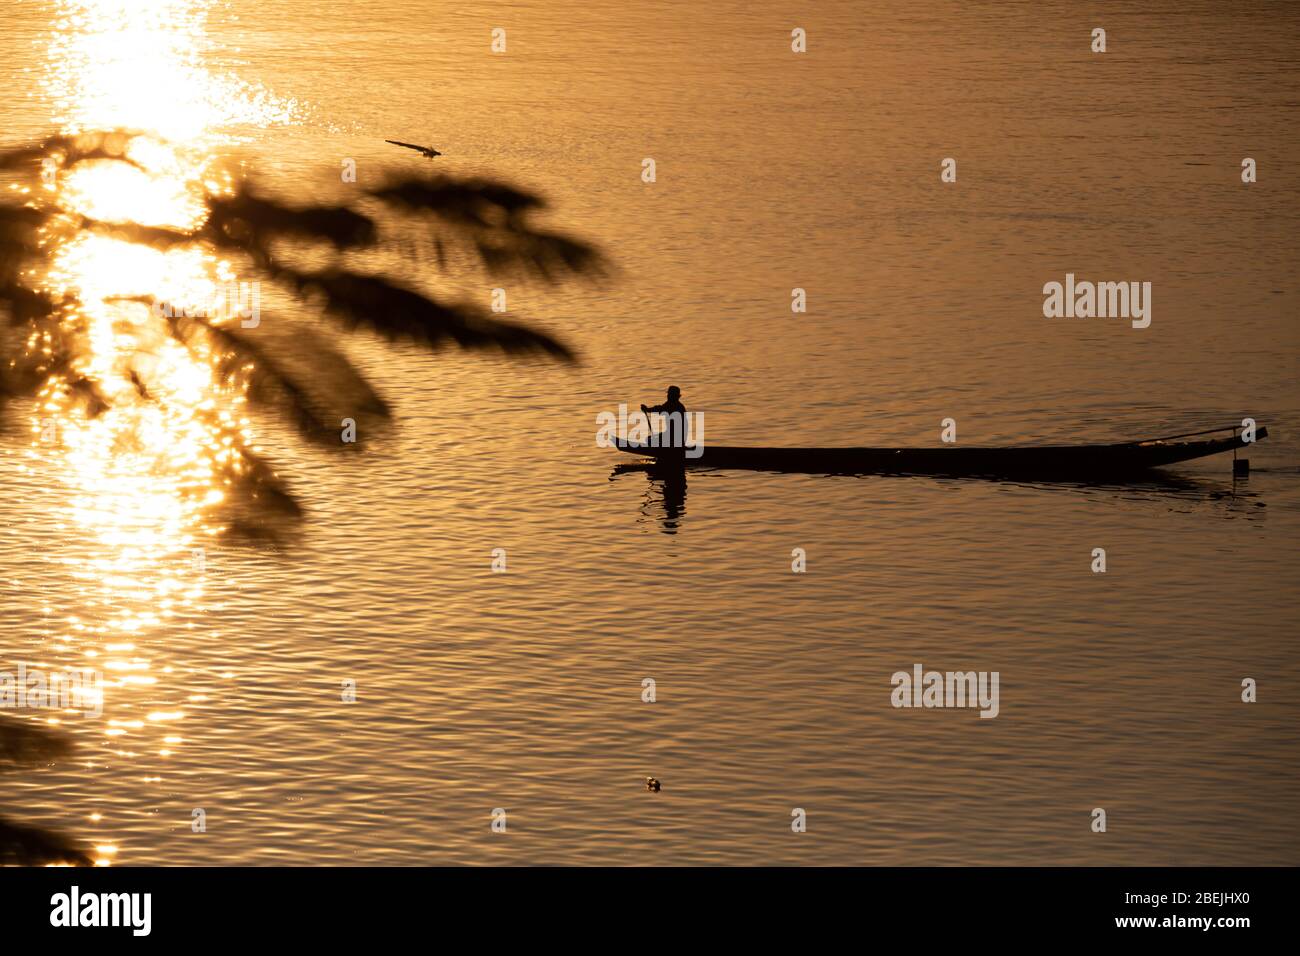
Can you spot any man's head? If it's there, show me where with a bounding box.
[666,385,681,401]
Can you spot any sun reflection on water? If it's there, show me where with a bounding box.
[16,0,306,860]
[45,0,302,142]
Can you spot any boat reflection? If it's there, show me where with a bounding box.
[611,462,688,534]
[610,460,1266,530]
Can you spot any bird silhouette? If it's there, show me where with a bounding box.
[385,139,442,159]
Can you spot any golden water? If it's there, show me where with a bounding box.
[0,0,1296,864]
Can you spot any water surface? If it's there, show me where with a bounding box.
[0,0,1296,864]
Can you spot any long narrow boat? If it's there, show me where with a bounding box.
[612,426,1266,478]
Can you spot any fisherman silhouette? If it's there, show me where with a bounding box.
[640,385,687,451]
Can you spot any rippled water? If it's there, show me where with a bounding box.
[1,0,1297,864]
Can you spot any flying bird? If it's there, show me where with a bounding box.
[385,139,442,159]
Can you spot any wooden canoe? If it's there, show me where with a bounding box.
[612,426,1267,478]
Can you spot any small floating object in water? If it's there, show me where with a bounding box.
[645,777,661,792]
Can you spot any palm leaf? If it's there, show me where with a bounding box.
[1,203,51,284]
[0,202,50,239]
[279,267,576,360]
[368,174,607,281]
[470,227,604,283]
[206,188,376,254]
[0,715,73,767]
[1,284,60,327]
[369,175,546,226]
[0,131,147,174]
[0,816,94,866]
[3,130,601,542]
[214,441,304,549]
[81,217,194,250]
[167,311,390,446]
[223,442,303,518]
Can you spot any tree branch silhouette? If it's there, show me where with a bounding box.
[0,130,607,529]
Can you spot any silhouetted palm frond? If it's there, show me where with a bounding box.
[63,373,112,418]
[0,201,49,240]
[81,217,194,251]
[221,442,304,542]
[0,297,70,427]
[0,715,73,767]
[368,174,608,282]
[0,816,94,866]
[106,294,392,447]
[1,129,605,533]
[0,130,147,174]
[471,228,605,283]
[0,718,92,865]
[1,284,60,327]
[279,267,576,360]
[205,189,377,264]
[169,310,391,445]
[369,176,546,225]
[1,203,51,287]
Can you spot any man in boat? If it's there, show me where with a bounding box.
[641,385,687,452]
